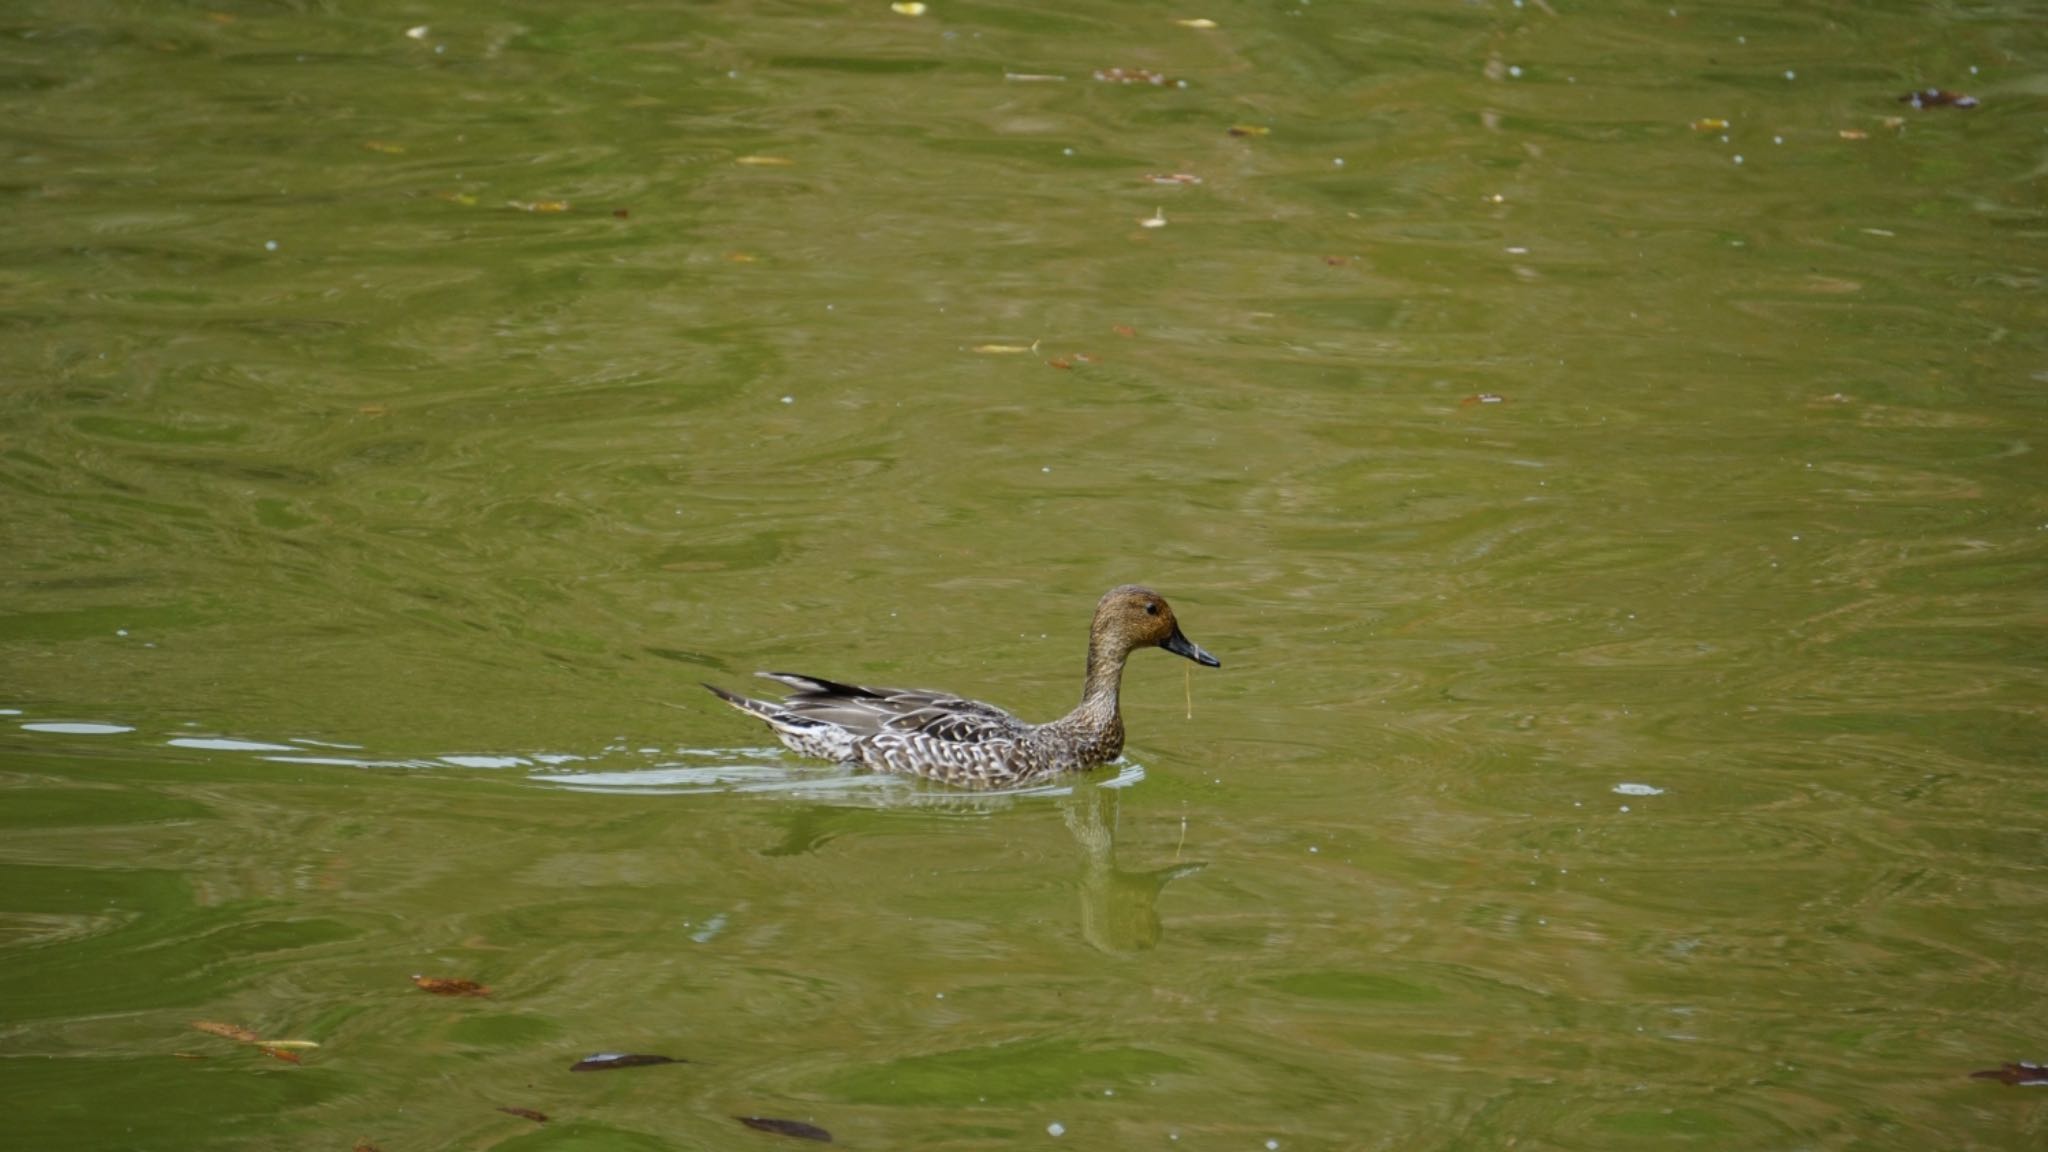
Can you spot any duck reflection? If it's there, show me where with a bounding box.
[1060,780,1204,952]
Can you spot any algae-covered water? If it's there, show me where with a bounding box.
[3,1,2045,1148]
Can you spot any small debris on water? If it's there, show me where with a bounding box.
[737,1116,833,1141]
[570,1052,682,1072]
[1094,67,1167,85]
[412,975,490,997]
[1047,1121,1066,1137]
[1140,208,1167,228]
[498,1108,548,1124]
[264,240,278,251]
[1972,1062,2048,1086]
[891,2,927,14]
[1900,88,1977,109]
[405,25,429,40]
[1614,783,1664,796]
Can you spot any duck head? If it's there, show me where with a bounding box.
[1094,584,1220,668]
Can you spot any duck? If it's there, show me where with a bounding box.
[705,585,1220,788]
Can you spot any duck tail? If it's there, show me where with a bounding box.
[703,681,780,721]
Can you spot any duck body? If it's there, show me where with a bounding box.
[705,585,1219,789]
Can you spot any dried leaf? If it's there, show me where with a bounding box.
[1227,125,1270,137]
[570,1052,681,1072]
[1324,256,1348,266]
[261,1046,302,1064]
[724,252,758,263]
[1972,1062,2048,1086]
[1838,129,1868,140]
[508,200,571,213]
[738,1116,833,1142]
[1689,117,1728,132]
[1048,358,1072,370]
[736,156,795,167]
[612,208,630,219]
[498,1107,550,1123]
[192,1020,261,1044]
[411,975,491,997]
[1899,88,1977,109]
[1111,325,1136,338]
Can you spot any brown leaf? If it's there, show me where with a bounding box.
[612,208,630,219]
[570,1052,681,1072]
[1972,1062,2048,1086]
[191,1020,261,1044]
[1112,325,1137,338]
[1227,125,1270,137]
[1048,358,1072,370]
[411,975,491,997]
[498,1107,550,1123]
[737,1116,833,1142]
[261,1046,302,1064]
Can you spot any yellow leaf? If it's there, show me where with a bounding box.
[1176,18,1218,28]
[1227,125,1269,137]
[1690,117,1728,132]
[736,155,794,167]
[973,344,1034,354]
[891,2,928,14]
[253,1040,321,1049]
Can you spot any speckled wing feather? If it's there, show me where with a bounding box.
[756,673,1033,743]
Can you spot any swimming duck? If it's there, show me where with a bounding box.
[705,585,1220,788]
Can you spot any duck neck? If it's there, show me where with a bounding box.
[1075,642,1129,730]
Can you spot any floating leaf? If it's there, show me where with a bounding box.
[738,1116,833,1142]
[254,1039,321,1050]
[1972,1062,2048,1086]
[412,975,491,997]
[1899,88,1977,109]
[1175,18,1218,29]
[498,1107,549,1123]
[1112,325,1136,337]
[363,140,406,154]
[1003,72,1066,83]
[612,208,630,218]
[890,1,927,14]
[1838,129,1868,140]
[736,155,795,167]
[1227,124,1269,137]
[261,1046,303,1065]
[508,200,571,213]
[1689,117,1728,132]
[1048,358,1072,370]
[972,344,1034,355]
[1144,172,1202,185]
[1324,256,1348,266]
[570,1052,681,1072]
[192,1020,261,1044]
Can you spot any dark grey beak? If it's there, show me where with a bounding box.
[1162,625,1221,668]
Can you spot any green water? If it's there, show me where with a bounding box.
[3,1,2045,1147]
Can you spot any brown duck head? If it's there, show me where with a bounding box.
[1091,585,1220,668]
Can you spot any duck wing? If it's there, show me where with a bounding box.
[756,672,1032,744]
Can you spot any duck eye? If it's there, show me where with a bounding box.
[1145,602,1159,616]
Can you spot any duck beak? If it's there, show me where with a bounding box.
[1162,625,1221,668]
